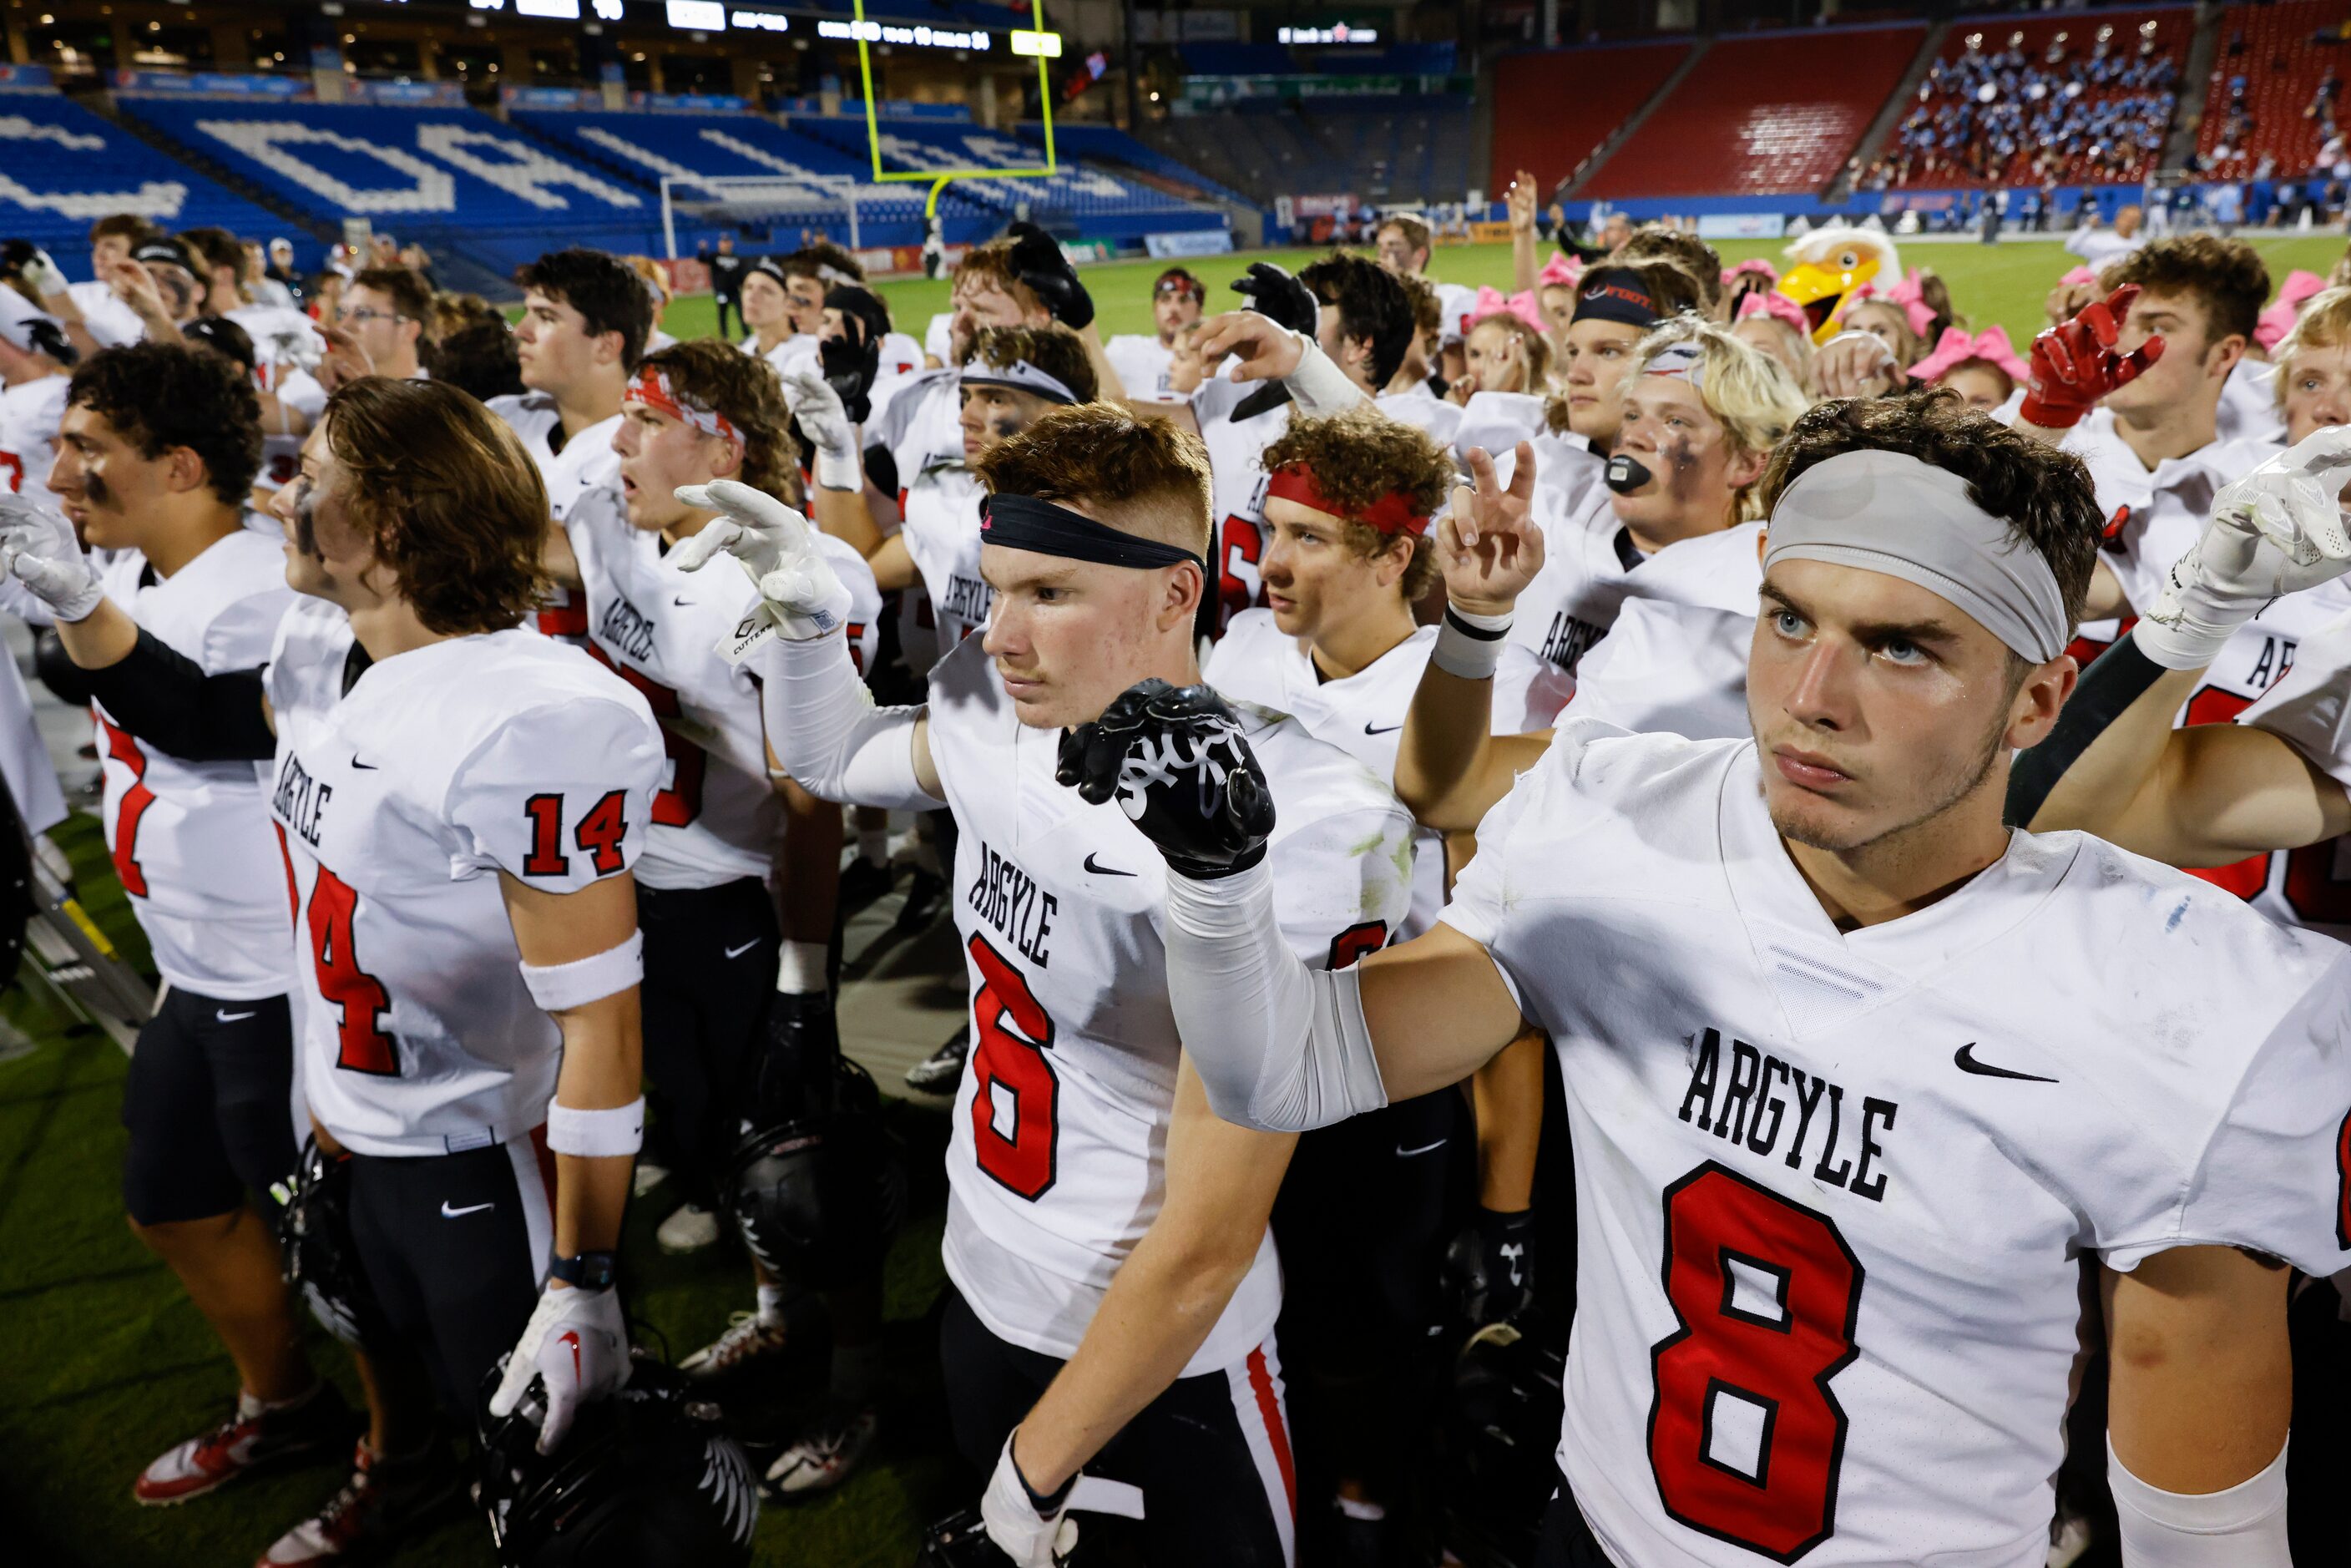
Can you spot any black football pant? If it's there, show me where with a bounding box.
[345,1138,549,1424]
[939,1285,1297,1565]
[120,986,297,1226]
[638,878,778,1206]
[714,298,740,340]
[1536,1479,1620,1567]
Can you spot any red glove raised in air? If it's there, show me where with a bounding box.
[2017,284,2164,430]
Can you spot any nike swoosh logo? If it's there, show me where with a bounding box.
[351,755,377,771]
[1364,721,1403,736]
[559,1329,581,1383]
[1954,1043,2058,1083]
[674,595,694,607]
[1395,1138,1447,1157]
[440,1200,494,1218]
[1083,852,1134,878]
[723,938,761,959]
[216,1009,257,1024]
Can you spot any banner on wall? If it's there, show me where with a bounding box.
[1695,213,1787,240]
[1145,230,1235,258]
[112,69,311,98]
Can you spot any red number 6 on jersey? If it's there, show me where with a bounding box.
[1648,1161,1864,1563]
[966,933,1059,1201]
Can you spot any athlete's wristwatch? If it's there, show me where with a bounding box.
[547,1250,619,1291]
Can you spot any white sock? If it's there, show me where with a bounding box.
[238,1381,320,1420]
[756,1283,792,1325]
[858,826,889,866]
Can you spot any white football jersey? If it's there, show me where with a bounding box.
[1206,609,1569,936]
[488,394,621,641]
[1443,721,2351,1568]
[1454,390,1550,466]
[923,635,1414,1372]
[1433,281,1479,341]
[255,366,326,496]
[1376,384,1464,448]
[225,303,325,375]
[1105,334,1180,402]
[0,372,68,508]
[924,311,953,365]
[2065,417,2351,934]
[67,280,144,348]
[872,370,964,492]
[2237,609,2351,941]
[94,534,298,999]
[265,600,665,1158]
[1514,499,1765,680]
[2219,358,2286,447]
[566,483,882,891]
[898,464,993,653]
[741,331,817,380]
[1192,375,1292,640]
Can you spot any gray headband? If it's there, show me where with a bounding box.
[1763,448,2068,663]
[1641,340,1706,390]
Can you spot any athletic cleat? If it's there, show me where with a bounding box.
[631,1160,670,1198]
[765,1406,878,1498]
[680,1310,792,1381]
[134,1382,356,1506]
[903,1025,969,1094]
[656,1201,721,1253]
[254,1439,457,1565]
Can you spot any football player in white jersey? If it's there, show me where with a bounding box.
[675,402,1414,1566]
[544,340,897,1495]
[736,255,803,376]
[1105,267,1205,406]
[1374,212,1477,377]
[490,248,655,642]
[0,342,350,1508]
[3,377,667,1566]
[1201,405,1565,1559]
[321,266,428,386]
[1110,392,2351,1568]
[47,213,153,353]
[0,286,72,508]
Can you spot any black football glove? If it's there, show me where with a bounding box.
[1006,220,1095,330]
[743,987,843,1128]
[820,285,888,423]
[1445,1206,1536,1326]
[1055,679,1275,879]
[1229,260,1319,336]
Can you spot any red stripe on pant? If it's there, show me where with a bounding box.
[1246,1345,1297,1521]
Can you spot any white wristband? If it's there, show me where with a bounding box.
[544,1095,646,1157]
[776,938,829,994]
[1432,605,1513,680]
[1285,333,1372,417]
[519,930,644,1012]
[2108,1434,2289,1566]
[813,445,862,493]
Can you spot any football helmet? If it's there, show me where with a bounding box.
[726,1054,905,1289]
[271,1136,386,1348]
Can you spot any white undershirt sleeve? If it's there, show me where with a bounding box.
[2108,1435,2289,1568]
[761,626,942,813]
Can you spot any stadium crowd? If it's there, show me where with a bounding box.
[3,171,2351,1568]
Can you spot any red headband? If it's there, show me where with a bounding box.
[624,365,741,448]
[1266,463,1430,537]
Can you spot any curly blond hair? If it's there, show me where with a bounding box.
[1258,405,1452,599]
[1625,314,1811,520]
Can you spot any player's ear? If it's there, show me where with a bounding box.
[2007,652,2078,751]
[163,444,210,498]
[1160,560,1204,631]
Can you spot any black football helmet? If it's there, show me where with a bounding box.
[725,1054,905,1289]
[478,1357,759,1567]
[1439,1316,1567,1568]
[271,1136,386,1348]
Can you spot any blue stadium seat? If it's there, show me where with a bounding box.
[1015,121,1252,208]
[0,89,286,277]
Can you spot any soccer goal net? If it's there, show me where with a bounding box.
[660,175,873,256]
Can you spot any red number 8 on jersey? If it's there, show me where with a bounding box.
[1648,1161,1864,1563]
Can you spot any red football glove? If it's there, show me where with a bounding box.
[2017,284,2165,430]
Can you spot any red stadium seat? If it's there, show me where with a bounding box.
[2197,1,2351,180]
[1489,41,1692,198]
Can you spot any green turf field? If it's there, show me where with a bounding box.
[659,234,2351,354]
[13,227,2349,1567]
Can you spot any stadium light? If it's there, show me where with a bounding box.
[1009,30,1063,58]
[665,0,726,29]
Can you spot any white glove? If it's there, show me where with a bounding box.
[0,493,104,622]
[2137,425,2351,670]
[778,366,862,493]
[23,247,70,302]
[980,1433,1079,1568]
[487,1282,629,1455]
[1284,331,1373,417]
[670,478,852,643]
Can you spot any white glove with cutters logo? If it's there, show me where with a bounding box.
[2138,425,2351,670]
[778,366,862,493]
[487,1282,629,1454]
[669,478,852,659]
[980,1434,1079,1568]
[0,492,104,622]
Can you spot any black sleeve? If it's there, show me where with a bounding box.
[82,627,276,763]
[863,443,898,501]
[2004,632,2173,827]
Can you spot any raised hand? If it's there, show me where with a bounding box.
[1813,331,1901,400]
[1055,679,1276,880]
[1506,169,1540,235]
[779,366,861,492]
[1438,443,1546,618]
[670,478,852,643]
[1194,311,1308,385]
[2140,424,2351,669]
[1228,261,1320,336]
[2018,284,2164,430]
[0,492,103,621]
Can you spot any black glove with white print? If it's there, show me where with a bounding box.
[1055,680,1275,880]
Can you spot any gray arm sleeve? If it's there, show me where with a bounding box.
[761,627,943,813]
[1162,860,1388,1132]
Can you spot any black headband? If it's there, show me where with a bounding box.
[1572,267,1661,329]
[980,493,1203,572]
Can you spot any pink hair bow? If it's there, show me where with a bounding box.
[1537,251,1584,289]
[1736,289,1809,333]
[1722,257,1779,286]
[2256,269,2331,352]
[1471,286,1547,334]
[2058,266,2100,288]
[1909,326,2030,385]
[1842,268,1938,336]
